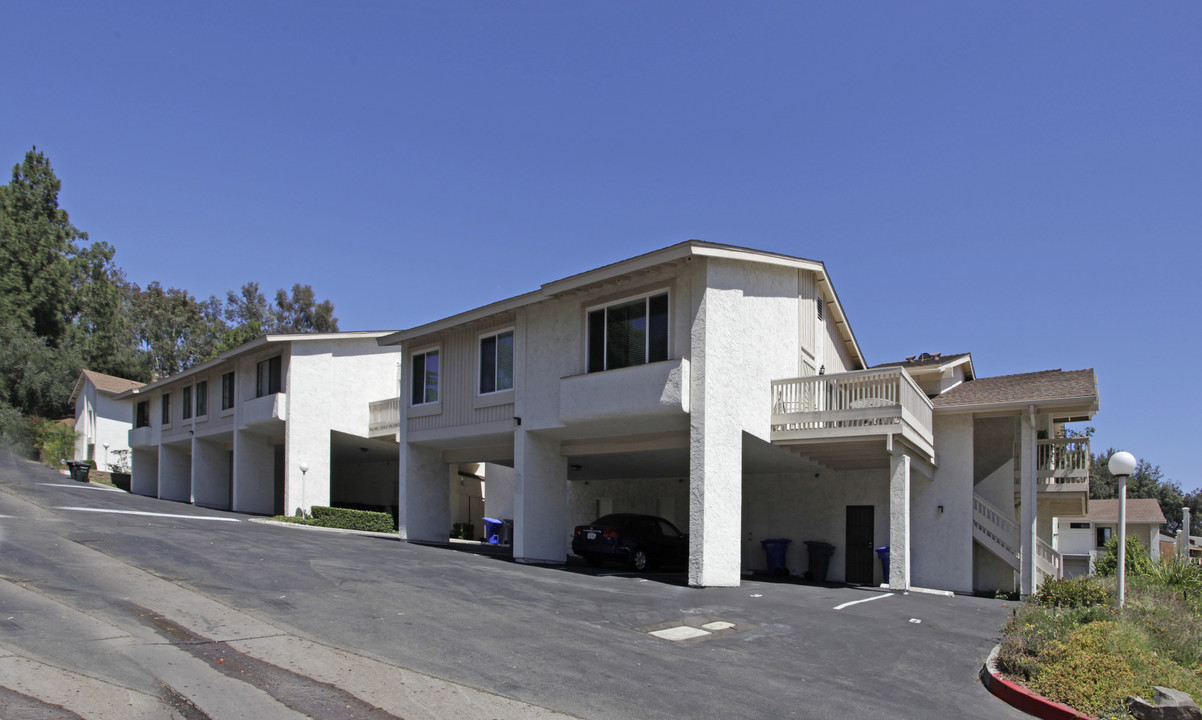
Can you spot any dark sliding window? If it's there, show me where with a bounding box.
[587,292,669,373]
[256,356,282,398]
[221,372,235,410]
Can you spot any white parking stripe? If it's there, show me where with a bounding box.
[54,507,241,522]
[39,483,125,492]
[834,593,894,611]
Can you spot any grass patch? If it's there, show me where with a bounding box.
[997,562,1202,718]
[269,505,395,533]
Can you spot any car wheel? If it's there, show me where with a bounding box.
[630,548,651,572]
[585,555,604,568]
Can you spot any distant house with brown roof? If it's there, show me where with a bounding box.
[1055,498,1167,577]
[70,370,145,470]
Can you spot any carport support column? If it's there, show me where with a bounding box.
[513,429,567,564]
[1020,406,1038,597]
[888,449,911,591]
[399,443,447,543]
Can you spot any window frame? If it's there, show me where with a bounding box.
[585,290,670,374]
[194,379,208,418]
[135,400,150,429]
[1096,526,1114,548]
[182,385,193,420]
[410,347,440,407]
[221,371,235,412]
[161,393,172,427]
[478,328,515,396]
[256,356,282,399]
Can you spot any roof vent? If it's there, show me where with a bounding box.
[905,355,916,362]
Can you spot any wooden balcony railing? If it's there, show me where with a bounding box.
[771,367,934,447]
[1037,437,1090,479]
[369,397,401,433]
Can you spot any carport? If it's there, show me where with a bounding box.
[329,431,400,523]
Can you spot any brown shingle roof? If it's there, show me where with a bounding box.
[81,370,145,395]
[932,368,1097,409]
[1083,498,1166,525]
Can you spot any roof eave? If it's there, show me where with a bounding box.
[933,394,1100,417]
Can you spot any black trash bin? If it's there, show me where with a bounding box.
[804,541,835,582]
[500,519,513,546]
[760,538,791,576]
[65,460,90,483]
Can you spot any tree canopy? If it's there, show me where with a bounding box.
[0,147,340,443]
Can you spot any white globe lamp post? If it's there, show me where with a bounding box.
[1108,451,1137,608]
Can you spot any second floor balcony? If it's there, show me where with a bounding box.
[770,367,935,467]
[369,397,401,437]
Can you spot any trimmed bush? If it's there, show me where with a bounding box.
[309,505,395,533]
[1033,575,1111,609]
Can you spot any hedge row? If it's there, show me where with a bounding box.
[309,505,395,533]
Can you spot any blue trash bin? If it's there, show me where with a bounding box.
[876,546,890,583]
[482,517,502,544]
[760,538,791,576]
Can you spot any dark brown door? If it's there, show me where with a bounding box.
[845,505,875,584]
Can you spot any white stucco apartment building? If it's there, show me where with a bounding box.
[374,241,1100,595]
[117,333,401,517]
[70,370,145,469]
[1055,498,1166,577]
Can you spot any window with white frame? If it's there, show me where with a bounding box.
[221,372,235,410]
[161,393,171,425]
[587,292,669,373]
[411,349,439,405]
[479,330,514,395]
[182,386,193,420]
[195,380,207,417]
[256,356,282,398]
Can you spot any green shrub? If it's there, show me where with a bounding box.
[1033,575,1112,609]
[451,522,475,540]
[1027,621,1202,717]
[33,417,77,468]
[0,404,36,457]
[309,506,395,533]
[1094,535,1155,577]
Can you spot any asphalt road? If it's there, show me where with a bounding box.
[0,452,1031,720]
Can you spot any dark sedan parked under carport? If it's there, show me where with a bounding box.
[571,513,688,571]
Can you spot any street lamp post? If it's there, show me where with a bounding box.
[1108,451,1137,608]
[103,442,110,471]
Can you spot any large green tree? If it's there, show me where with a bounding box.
[128,282,225,379]
[271,283,339,334]
[0,148,87,346]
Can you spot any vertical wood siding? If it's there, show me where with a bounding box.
[407,321,515,433]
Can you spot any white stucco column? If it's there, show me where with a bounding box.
[513,429,567,563]
[688,412,743,587]
[1019,407,1038,596]
[888,450,911,591]
[398,443,448,543]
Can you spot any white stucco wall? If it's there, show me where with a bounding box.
[284,338,400,513]
[482,462,515,523]
[233,429,276,515]
[193,439,231,510]
[74,383,137,468]
[913,414,974,593]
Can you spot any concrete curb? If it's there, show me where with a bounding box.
[980,644,1096,720]
[248,517,400,540]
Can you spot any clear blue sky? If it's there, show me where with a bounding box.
[5,3,1199,491]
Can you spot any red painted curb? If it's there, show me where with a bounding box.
[980,654,1096,720]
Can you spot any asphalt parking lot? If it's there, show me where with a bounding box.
[0,455,1030,720]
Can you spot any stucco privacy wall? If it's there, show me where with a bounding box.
[913,414,974,593]
[283,338,398,514]
[689,258,803,587]
[131,448,158,497]
[158,443,191,503]
[192,439,230,510]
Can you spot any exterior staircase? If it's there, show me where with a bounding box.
[973,492,1061,585]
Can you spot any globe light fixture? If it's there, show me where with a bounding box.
[1108,451,1137,607]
